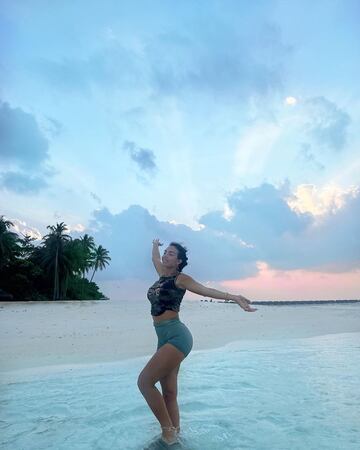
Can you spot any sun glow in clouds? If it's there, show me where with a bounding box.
[221,261,360,301]
[66,223,86,233]
[10,219,42,241]
[287,184,359,216]
[285,96,298,105]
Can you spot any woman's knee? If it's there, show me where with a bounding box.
[163,389,177,402]
[160,375,178,401]
[137,371,150,391]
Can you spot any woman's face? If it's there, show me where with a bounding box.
[162,245,182,269]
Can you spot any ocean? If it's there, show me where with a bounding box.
[1,307,359,449]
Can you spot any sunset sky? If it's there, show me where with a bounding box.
[1,0,359,300]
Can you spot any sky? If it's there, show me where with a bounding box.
[1,0,359,301]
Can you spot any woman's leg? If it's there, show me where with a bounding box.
[160,363,181,432]
[137,343,184,438]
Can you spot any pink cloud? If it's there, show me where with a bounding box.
[213,262,360,301]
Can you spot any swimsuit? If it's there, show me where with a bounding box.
[147,274,193,357]
[147,274,186,316]
[153,318,193,358]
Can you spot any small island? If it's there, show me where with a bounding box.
[0,216,110,301]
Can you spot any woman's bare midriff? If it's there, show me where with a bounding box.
[152,309,179,323]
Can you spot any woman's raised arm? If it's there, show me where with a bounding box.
[152,238,165,276]
[177,274,257,312]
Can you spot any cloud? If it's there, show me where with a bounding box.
[0,101,56,194]
[297,143,325,170]
[0,171,48,194]
[9,218,42,241]
[30,17,288,103]
[146,21,288,101]
[85,180,359,286]
[305,189,360,271]
[130,147,157,172]
[90,191,102,205]
[274,95,352,173]
[32,45,144,93]
[66,223,86,233]
[123,140,157,174]
[0,101,50,168]
[199,182,359,272]
[200,183,312,246]
[304,97,351,151]
[43,116,63,137]
[87,204,257,282]
[223,262,360,301]
[287,184,358,216]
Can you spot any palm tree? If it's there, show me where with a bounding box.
[90,245,111,282]
[19,234,36,259]
[80,234,96,272]
[79,234,95,298]
[60,239,84,299]
[0,216,21,269]
[42,222,71,300]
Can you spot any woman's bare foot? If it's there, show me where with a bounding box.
[161,426,178,445]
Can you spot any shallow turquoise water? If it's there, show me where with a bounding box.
[1,332,359,450]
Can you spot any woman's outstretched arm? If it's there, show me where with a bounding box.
[177,274,257,312]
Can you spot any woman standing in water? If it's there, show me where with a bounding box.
[137,239,257,446]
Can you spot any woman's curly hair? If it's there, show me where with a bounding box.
[169,242,188,272]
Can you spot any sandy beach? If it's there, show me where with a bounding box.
[1,298,360,374]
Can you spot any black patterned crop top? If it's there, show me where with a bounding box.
[147,273,186,316]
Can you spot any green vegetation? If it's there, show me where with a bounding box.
[0,216,111,301]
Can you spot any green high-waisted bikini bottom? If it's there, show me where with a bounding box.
[153,318,193,358]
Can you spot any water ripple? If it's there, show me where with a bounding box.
[1,332,359,449]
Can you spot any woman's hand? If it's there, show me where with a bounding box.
[234,295,257,312]
[152,238,163,247]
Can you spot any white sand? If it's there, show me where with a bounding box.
[1,299,359,373]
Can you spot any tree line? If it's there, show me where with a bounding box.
[0,216,111,301]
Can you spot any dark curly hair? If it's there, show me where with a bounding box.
[169,242,188,272]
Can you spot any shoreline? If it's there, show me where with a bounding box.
[1,299,360,374]
[2,330,359,384]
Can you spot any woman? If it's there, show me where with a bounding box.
[137,239,257,446]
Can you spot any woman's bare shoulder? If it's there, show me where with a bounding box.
[175,272,192,289]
